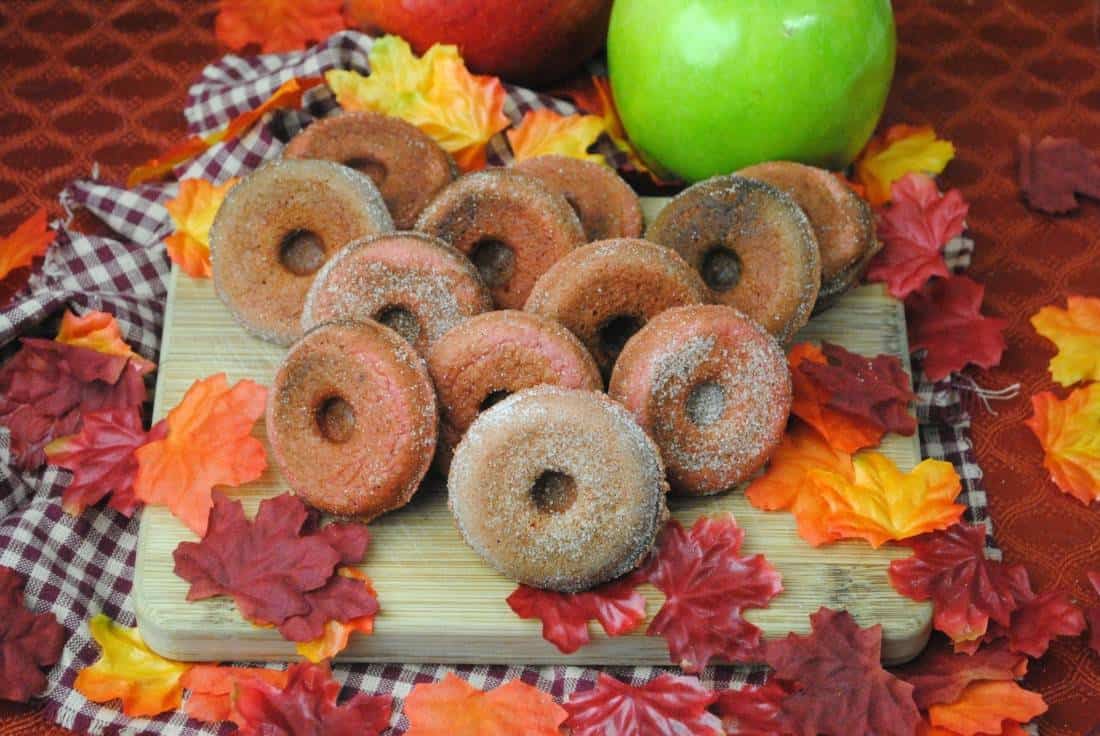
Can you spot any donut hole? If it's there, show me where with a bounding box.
[685,380,726,427]
[530,470,577,514]
[701,245,743,292]
[343,156,388,186]
[374,304,421,344]
[598,314,643,359]
[279,229,327,276]
[563,193,583,221]
[470,238,516,288]
[315,395,356,443]
[478,389,511,413]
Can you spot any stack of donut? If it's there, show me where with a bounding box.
[209,110,879,593]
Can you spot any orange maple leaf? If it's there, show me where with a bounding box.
[1025,383,1100,505]
[215,0,346,53]
[927,680,1047,736]
[855,124,955,206]
[404,673,567,736]
[506,109,607,164]
[164,178,239,278]
[1030,295,1100,386]
[182,664,289,726]
[788,342,883,454]
[296,568,377,662]
[0,208,56,281]
[55,309,156,375]
[133,373,267,536]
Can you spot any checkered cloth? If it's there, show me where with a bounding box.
[0,30,997,735]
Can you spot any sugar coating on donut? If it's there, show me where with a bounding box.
[414,169,585,309]
[609,304,792,496]
[302,232,492,356]
[266,319,438,519]
[211,159,393,345]
[514,155,644,242]
[448,386,668,592]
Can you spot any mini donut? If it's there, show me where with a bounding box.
[609,304,791,496]
[414,169,585,309]
[524,238,707,380]
[449,386,668,592]
[426,310,602,470]
[737,161,879,311]
[513,155,643,242]
[646,175,821,344]
[284,111,458,229]
[302,232,492,356]
[211,159,393,345]
[267,320,437,519]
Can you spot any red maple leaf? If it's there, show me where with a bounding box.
[45,408,166,516]
[992,589,1086,658]
[0,566,66,702]
[638,515,783,672]
[713,680,792,736]
[765,608,920,736]
[505,578,646,654]
[235,661,391,736]
[276,572,379,642]
[1018,135,1100,214]
[893,642,1026,709]
[905,275,1008,381]
[1088,571,1100,655]
[866,173,968,298]
[564,673,723,736]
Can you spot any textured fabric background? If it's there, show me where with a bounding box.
[0,0,1097,734]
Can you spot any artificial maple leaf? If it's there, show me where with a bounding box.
[275,563,378,642]
[855,124,955,206]
[0,339,145,469]
[182,664,289,726]
[45,408,166,516]
[0,566,65,702]
[713,680,792,736]
[894,643,1027,710]
[404,672,566,736]
[564,673,723,736]
[927,680,1047,736]
[765,608,921,736]
[55,309,155,375]
[992,589,1085,658]
[235,661,391,736]
[889,524,1031,647]
[1030,295,1100,386]
[164,178,238,278]
[326,36,509,171]
[215,0,346,53]
[128,77,323,186]
[74,614,191,717]
[906,275,1008,382]
[1024,384,1100,506]
[1018,134,1100,214]
[133,373,267,536]
[866,173,969,299]
[506,109,607,164]
[639,515,783,672]
[0,207,55,281]
[505,577,646,654]
[295,568,377,662]
[1087,571,1100,654]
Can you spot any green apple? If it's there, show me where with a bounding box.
[608,0,896,181]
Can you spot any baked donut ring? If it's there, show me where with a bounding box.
[449,386,668,592]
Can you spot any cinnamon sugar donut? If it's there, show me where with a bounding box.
[426,310,602,470]
[284,111,458,229]
[738,161,878,311]
[514,155,643,241]
[449,386,668,592]
[524,238,707,380]
[266,320,437,519]
[414,169,585,309]
[647,175,821,344]
[609,305,791,496]
[302,232,492,356]
[211,159,393,345]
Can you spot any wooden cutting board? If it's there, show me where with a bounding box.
[134,197,931,665]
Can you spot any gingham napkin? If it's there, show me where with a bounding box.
[0,30,996,735]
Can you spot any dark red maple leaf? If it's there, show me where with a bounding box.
[506,577,646,654]
[714,680,792,736]
[564,673,722,736]
[995,589,1085,658]
[866,173,968,298]
[765,608,920,736]
[276,573,379,642]
[1085,571,1100,654]
[1018,134,1100,214]
[0,338,146,469]
[638,516,783,673]
[45,408,166,517]
[892,642,1026,709]
[235,661,391,736]
[905,275,1008,382]
[0,566,66,702]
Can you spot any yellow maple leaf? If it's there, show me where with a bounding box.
[295,568,377,662]
[55,309,156,375]
[1025,383,1100,505]
[1031,295,1100,387]
[855,124,955,206]
[74,614,191,718]
[0,207,56,281]
[164,178,238,279]
[506,109,607,164]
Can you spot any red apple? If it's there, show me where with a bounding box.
[346,0,613,86]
